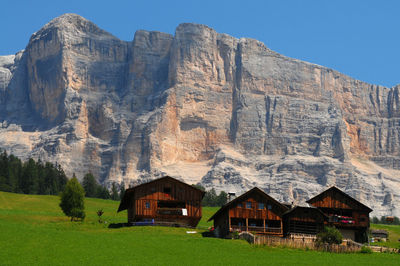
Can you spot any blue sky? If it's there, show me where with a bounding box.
[1,0,399,87]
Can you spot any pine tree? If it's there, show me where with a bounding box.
[96,185,111,199]
[7,154,22,193]
[42,162,56,195]
[0,150,10,192]
[21,158,39,194]
[216,191,228,206]
[119,182,126,200]
[56,164,68,193]
[82,172,98,197]
[59,175,85,221]
[202,188,217,206]
[111,182,119,200]
[36,159,46,194]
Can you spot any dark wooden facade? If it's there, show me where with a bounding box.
[306,186,372,242]
[117,176,205,227]
[283,206,327,236]
[208,188,288,237]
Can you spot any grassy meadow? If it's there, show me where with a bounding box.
[0,191,399,265]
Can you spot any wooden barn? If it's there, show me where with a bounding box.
[371,229,389,242]
[208,187,288,238]
[117,176,205,227]
[306,186,372,243]
[283,206,327,236]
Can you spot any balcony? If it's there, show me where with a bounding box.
[327,215,366,227]
[157,208,183,216]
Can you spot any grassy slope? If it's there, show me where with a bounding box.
[0,192,399,265]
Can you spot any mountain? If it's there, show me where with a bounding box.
[1,13,399,216]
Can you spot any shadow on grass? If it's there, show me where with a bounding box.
[201,231,215,238]
[108,223,129,229]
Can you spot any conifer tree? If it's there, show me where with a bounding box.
[8,154,22,193]
[216,191,228,206]
[111,182,119,200]
[119,182,126,200]
[59,175,85,221]
[82,172,98,197]
[21,158,39,194]
[96,185,111,199]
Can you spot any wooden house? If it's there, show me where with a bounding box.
[208,187,288,238]
[283,206,327,236]
[306,186,372,243]
[117,176,205,227]
[371,229,388,242]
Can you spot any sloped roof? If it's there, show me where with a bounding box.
[371,229,388,235]
[117,176,205,212]
[208,187,288,221]
[306,186,372,212]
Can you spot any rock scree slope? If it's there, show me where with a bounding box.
[1,14,399,216]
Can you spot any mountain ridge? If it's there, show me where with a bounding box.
[0,14,399,217]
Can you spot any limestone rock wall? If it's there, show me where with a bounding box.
[1,13,399,217]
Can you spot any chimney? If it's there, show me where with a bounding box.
[228,192,236,202]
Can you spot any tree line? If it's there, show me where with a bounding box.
[0,150,68,195]
[371,216,400,225]
[0,150,124,201]
[81,172,124,201]
[193,185,228,207]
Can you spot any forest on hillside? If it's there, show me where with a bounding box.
[0,150,122,200]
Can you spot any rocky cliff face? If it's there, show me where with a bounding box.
[1,14,399,216]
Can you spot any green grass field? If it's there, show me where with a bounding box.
[0,191,399,265]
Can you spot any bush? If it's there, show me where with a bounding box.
[232,231,240,239]
[316,226,343,245]
[360,246,373,254]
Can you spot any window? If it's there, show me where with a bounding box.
[246,202,252,209]
[151,187,156,192]
[360,217,366,222]
[237,203,242,208]
[145,202,150,209]
[258,203,264,210]
[267,204,272,210]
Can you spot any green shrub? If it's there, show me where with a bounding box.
[232,231,240,239]
[360,246,373,254]
[316,226,343,245]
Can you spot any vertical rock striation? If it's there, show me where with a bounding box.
[1,14,399,216]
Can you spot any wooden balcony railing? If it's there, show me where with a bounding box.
[231,225,282,233]
[327,215,367,227]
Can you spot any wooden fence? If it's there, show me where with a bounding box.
[369,245,400,253]
[240,232,363,253]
